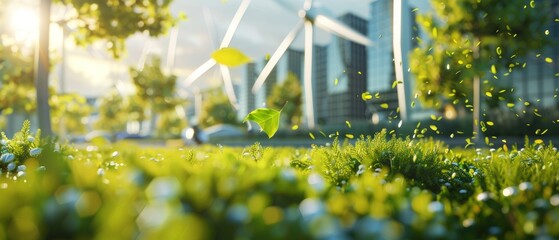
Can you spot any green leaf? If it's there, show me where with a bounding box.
[244,107,281,138]
[380,103,389,109]
[212,47,251,67]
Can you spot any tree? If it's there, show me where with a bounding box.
[94,89,127,136]
[410,0,552,137]
[266,72,302,126]
[0,43,36,116]
[129,55,182,136]
[36,0,181,136]
[50,93,92,135]
[199,90,238,128]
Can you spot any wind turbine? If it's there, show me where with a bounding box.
[182,0,252,110]
[251,0,372,129]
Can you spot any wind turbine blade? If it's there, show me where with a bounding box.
[314,14,372,46]
[166,27,179,71]
[184,59,216,87]
[203,7,220,49]
[303,20,315,129]
[220,65,240,110]
[252,20,304,93]
[220,0,251,48]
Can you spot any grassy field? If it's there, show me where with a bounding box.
[1,122,559,239]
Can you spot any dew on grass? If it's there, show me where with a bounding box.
[519,182,533,191]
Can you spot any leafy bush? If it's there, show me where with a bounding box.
[1,125,559,239]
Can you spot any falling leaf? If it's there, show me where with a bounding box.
[486,92,493,97]
[309,132,315,140]
[545,58,553,63]
[345,121,352,128]
[486,121,494,126]
[334,78,339,85]
[530,0,535,8]
[345,134,354,139]
[212,47,251,67]
[534,139,543,144]
[430,125,438,131]
[491,65,497,74]
[361,92,373,101]
[244,107,281,138]
[380,103,389,109]
[291,125,299,130]
[496,47,502,55]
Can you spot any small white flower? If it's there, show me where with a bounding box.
[459,189,468,194]
[17,165,26,172]
[17,171,25,178]
[7,162,16,171]
[29,148,42,157]
[0,139,7,146]
[27,136,35,143]
[1,153,15,163]
[97,168,105,176]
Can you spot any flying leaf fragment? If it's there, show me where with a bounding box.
[244,107,281,138]
[212,47,251,67]
[380,103,389,109]
[361,92,373,101]
[545,58,553,63]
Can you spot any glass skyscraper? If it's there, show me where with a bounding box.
[322,13,368,124]
[368,0,430,120]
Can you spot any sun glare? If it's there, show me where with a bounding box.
[7,6,39,44]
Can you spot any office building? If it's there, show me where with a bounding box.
[238,62,257,121]
[323,13,368,124]
[508,1,559,108]
[368,0,430,120]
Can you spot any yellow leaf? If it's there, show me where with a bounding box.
[291,125,299,130]
[545,58,553,63]
[345,134,354,139]
[211,47,251,67]
[491,65,497,74]
[380,103,389,109]
[361,92,373,101]
[430,125,438,131]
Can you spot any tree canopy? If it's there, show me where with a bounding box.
[266,72,302,126]
[410,0,553,109]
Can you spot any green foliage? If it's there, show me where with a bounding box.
[0,120,44,176]
[244,107,282,138]
[55,0,181,58]
[0,42,36,115]
[266,72,302,126]
[411,0,553,109]
[2,122,559,239]
[50,93,92,135]
[199,90,238,127]
[129,55,184,137]
[94,89,127,135]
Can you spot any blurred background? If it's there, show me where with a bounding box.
[0,0,558,147]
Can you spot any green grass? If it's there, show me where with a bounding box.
[1,124,559,239]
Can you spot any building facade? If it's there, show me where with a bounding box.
[367,0,430,121]
[322,13,369,125]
